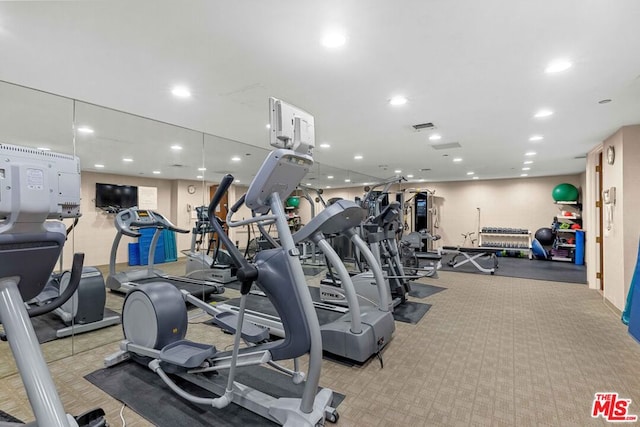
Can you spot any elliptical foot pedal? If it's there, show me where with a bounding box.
[159,340,216,368]
[75,408,108,427]
[212,312,269,343]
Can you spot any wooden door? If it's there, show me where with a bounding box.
[597,152,604,291]
[209,185,229,222]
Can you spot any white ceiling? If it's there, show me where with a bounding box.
[1,0,639,184]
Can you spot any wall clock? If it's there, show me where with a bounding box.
[607,145,615,165]
[187,184,196,194]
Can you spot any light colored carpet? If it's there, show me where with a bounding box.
[0,259,638,426]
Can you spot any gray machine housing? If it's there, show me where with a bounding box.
[294,200,395,362]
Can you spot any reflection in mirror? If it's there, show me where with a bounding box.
[298,162,383,223]
[0,80,75,377]
[69,101,208,354]
[202,133,271,266]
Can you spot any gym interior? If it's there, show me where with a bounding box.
[1,2,640,426]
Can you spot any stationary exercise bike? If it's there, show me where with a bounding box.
[0,143,107,427]
[105,98,337,426]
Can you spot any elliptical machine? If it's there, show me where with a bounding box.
[104,98,337,426]
[0,143,107,427]
[28,218,120,339]
[182,206,238,284]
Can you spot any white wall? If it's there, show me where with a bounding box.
[320,174,582,248]
[63,172,210,269]
[622,126,640,301]
[586,125,640,310]
[66,170,586,273]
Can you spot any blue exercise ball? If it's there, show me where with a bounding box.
[531,239,548,259]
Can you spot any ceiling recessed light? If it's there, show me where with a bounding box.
[407,174,414,178]
[525,151,536,156]
[529,135,544,142]
[326,185,332,189]
[327,175,334,179]
[94,164,105,168]
[231,156,241,162]
[466,171,474,175]
[198,167,206,171]
[520,173,529,177]
[319,143,331,148]
[354,155,363,160]
[389,96,408,106]
[524,160,533,165]
[418,179,426,182]
[429,134,442,141]
[534,109,553,118]
[170,144,183,151]
[77,126,94,134]
[37,147,51,151]
[196,175,203,179]
[453,158,463,162]
[598,99,612,104]
[235,179,240,183]
[394,169,402,174]
[306,183,312,186]
[545,59,572,74]
[472,176,479,180]
[152,170,161,174]
[265,124,271,129]
[522,167,531,171]
[171,85,191,98]
[344,179,351,183]
[321,31,346,48]
[123,158,133,162]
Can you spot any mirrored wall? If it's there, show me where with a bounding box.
[0,79,385,377]
[0,81,75,377]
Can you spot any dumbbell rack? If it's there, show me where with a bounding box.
[479,227,532,259]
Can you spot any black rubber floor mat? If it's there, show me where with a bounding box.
[408,283,447,299]
[393,301,431,324]
[31,308,120,344]
[0,409,23,423]
[85,361,344,427]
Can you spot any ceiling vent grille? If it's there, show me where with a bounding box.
[412,122,436,131]
[574,154,587,159]
[431,142,461,150]
[171,164,184,167]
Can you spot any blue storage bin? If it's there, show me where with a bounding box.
[128,243,140,266]
[163,229,177,262]
[139,228,165,265]
[574,230,585,265]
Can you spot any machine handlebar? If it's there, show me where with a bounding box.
[114,208,189,236]
[208,174,234,221]
[27,253,84,318]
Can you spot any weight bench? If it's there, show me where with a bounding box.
[439,246,500,274]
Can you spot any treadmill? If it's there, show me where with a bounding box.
[105,207,225,297]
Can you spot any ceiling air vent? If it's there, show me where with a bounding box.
[574,154,587,159]
[171,164,184,167]
[431,142,461,150]
[412,122,435,131]
[420,168,431,172]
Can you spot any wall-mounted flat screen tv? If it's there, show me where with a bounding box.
[95,183,138,209]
